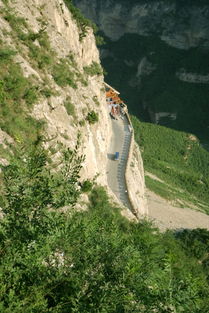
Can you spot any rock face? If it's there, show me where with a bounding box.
[176,70,209,83]
[7,0,110,185]
[0,0,147,216]
[74,0,209,49]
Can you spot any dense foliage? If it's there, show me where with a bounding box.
[0,141,209,312]
[132,116,209,212]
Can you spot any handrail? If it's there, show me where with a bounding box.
[124,111,139,218]
[104,82,141,217]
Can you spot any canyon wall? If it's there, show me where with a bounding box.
[74,0,209,49]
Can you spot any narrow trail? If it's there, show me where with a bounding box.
[106,115,132,210]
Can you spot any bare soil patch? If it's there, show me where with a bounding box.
[147,189,209,231]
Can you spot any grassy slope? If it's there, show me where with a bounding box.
[131,116,209,213]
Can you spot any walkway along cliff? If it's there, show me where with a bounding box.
[105,83,148,218]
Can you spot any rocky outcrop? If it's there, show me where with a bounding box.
[176,69,209,83]
[74,0,209,49]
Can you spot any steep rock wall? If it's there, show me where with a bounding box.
[8,0,110,185]
[74,0,209,49]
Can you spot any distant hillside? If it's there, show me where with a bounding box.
[132,116,209,214]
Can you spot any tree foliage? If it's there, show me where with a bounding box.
[0,143,209,311]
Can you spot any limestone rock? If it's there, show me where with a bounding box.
[75,0,209,49]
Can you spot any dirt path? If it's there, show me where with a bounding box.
[147,190,209,231]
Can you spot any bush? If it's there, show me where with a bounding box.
[40,87,55,98]
[95,34,105,46]
[81,179,93,192]
[86,110,99,124]
[3,9,27,34]
[63,0,97,41]
[83,61,103,76]
[64,97,76,118]
[93,95,100,106]
[52,59,77,88]
[0,48,16,60]
[28,43,54,69]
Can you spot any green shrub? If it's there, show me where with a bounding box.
[3,9,27,34]
[95,34,105,46]
[81,179,93,192]
[64,97,76,118]
[93,95,100,106]
[83,61,103,76]
[28,43,54,69]
[23,86,39,106]
[76,72,88,86]
[63,0,97,41]
[52,59,77,88]
[40,87,55,98]
[0,48,16,60]
[86,110,99,124]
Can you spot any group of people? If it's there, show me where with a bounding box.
[106,87,126,120]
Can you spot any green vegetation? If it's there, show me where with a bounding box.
[0,142,209,311]
[27,36,55,69]
[0,44,44,145]
[2,7,27,35]
[64,0,97,40]
[75,72,88,86]
[63,97,76,119]
[83,61,103,76]
[86,110,99,124]
[1,5,56,70]
[95,34,105,46]
[92,95,100,106]
[132,116,209,212]
[40,87,57,98]
[1,2,90,94]
[81,179,93,192]
[52,59,77,88]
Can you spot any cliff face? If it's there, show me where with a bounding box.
[0,0,110,184]
[74,0,209,49]
[0,0,147,216]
